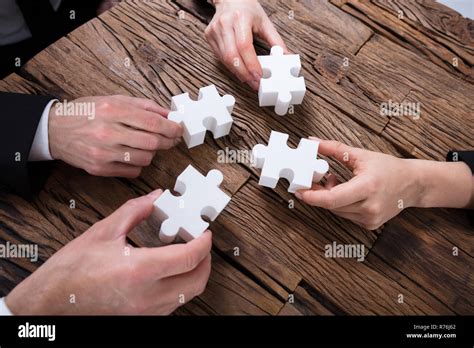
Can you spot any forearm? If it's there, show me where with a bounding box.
[411,159,473,209]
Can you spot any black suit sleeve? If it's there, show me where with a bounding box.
[0,92,54,198]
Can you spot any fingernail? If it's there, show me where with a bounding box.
[249,80,259,90]
[294,191,302,199]
[309,136,321,141]
[174,138,182,145]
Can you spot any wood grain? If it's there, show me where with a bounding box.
[278,282,334,315]
[382,89,474,160]
[177,0,389,134]
[330,0,474,80]
[0,175,284,314]
[14,1,395,252]
[0,64,281,315]
[0,257,30,297]
[366,208,474,314]
[0,0,472,315]
[218,180,454,314]
[350,34,473,160]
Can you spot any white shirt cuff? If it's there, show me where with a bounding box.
[28,99,56,161]
[0,297,13,315]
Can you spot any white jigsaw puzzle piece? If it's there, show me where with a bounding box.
[258,46,306,116]
[152,165,231,243]
[168,85,235,148]
[252,131,329,193]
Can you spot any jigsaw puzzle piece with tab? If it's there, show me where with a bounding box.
[258,46,306,116]
[252,131,328,193]
[169,85,235,148]
[153,165,231,243]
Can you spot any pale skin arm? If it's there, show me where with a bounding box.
[414,159,473,209]
[6,190,212,315]
[413,160,474,209]
[295,139,473,230]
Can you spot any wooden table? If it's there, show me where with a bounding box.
[0,0,473,315]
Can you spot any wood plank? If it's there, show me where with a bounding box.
[330,0,474,81]
[352,34,472,109]
[0,181,284,314]
[177,0,389,134]
[382,89,474,160]
[0,53,282,315]
[211,218,301,301]
[348,34,473,159]
[0,258,30,297]
[276,0,373,53]
[0,191,67,295]
[0,192,69,262]
[34,148,296,310]
[15,0,403,252]
[177,0,373,54]
[218,179,454,314]
[0,64,279,315]
[0,73,49,95]
[17,2,471,308]
[418,208,473,257]
[175,250,284,315]
[2,0,470,315]
[367,208,474,314]
[373,0,474,64]
[176,0,471,168]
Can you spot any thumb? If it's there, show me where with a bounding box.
[101,189,163,240]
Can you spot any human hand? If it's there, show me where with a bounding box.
[5,190,212,315]
[48,95,183,178]
[294,139,473,230]
[295,139,473,229]
[205,0,287,90]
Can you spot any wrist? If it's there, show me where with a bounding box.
[410,159,472,208]
[401,159,425,208]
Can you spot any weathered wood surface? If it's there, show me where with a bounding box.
[0,0,472,314]
[330,0,474,81]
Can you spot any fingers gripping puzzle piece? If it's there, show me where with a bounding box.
[168,84,235,148]
[153,165,231,243]
[252,131,329,193]
[258,46,306,116]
